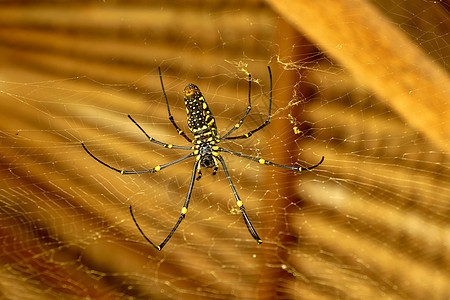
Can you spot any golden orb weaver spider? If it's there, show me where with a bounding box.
[82,66,324,251]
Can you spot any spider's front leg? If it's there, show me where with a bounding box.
[131,159,201,250]
[215,155,262,244]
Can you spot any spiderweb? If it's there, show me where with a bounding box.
[0,1,449,299]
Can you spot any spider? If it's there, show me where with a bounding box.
[82,66,324,251]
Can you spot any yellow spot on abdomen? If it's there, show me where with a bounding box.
[258,159,265,164]
[185,88,194,96]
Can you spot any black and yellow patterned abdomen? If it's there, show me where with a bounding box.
[184,84,220,143]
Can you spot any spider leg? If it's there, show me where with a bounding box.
[219,147,324,171]
[158,67,192,143]
[220,73,252,140]
[216,155,262,244]
[224,66,272,140]
[82,143,195,174]
[128,115,192,151]
[130,159,201,250]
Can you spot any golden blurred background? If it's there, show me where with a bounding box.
[0,0,449,299]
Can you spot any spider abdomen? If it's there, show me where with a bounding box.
[184,83,220,143]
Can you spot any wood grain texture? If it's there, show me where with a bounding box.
[266,0,450,150]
